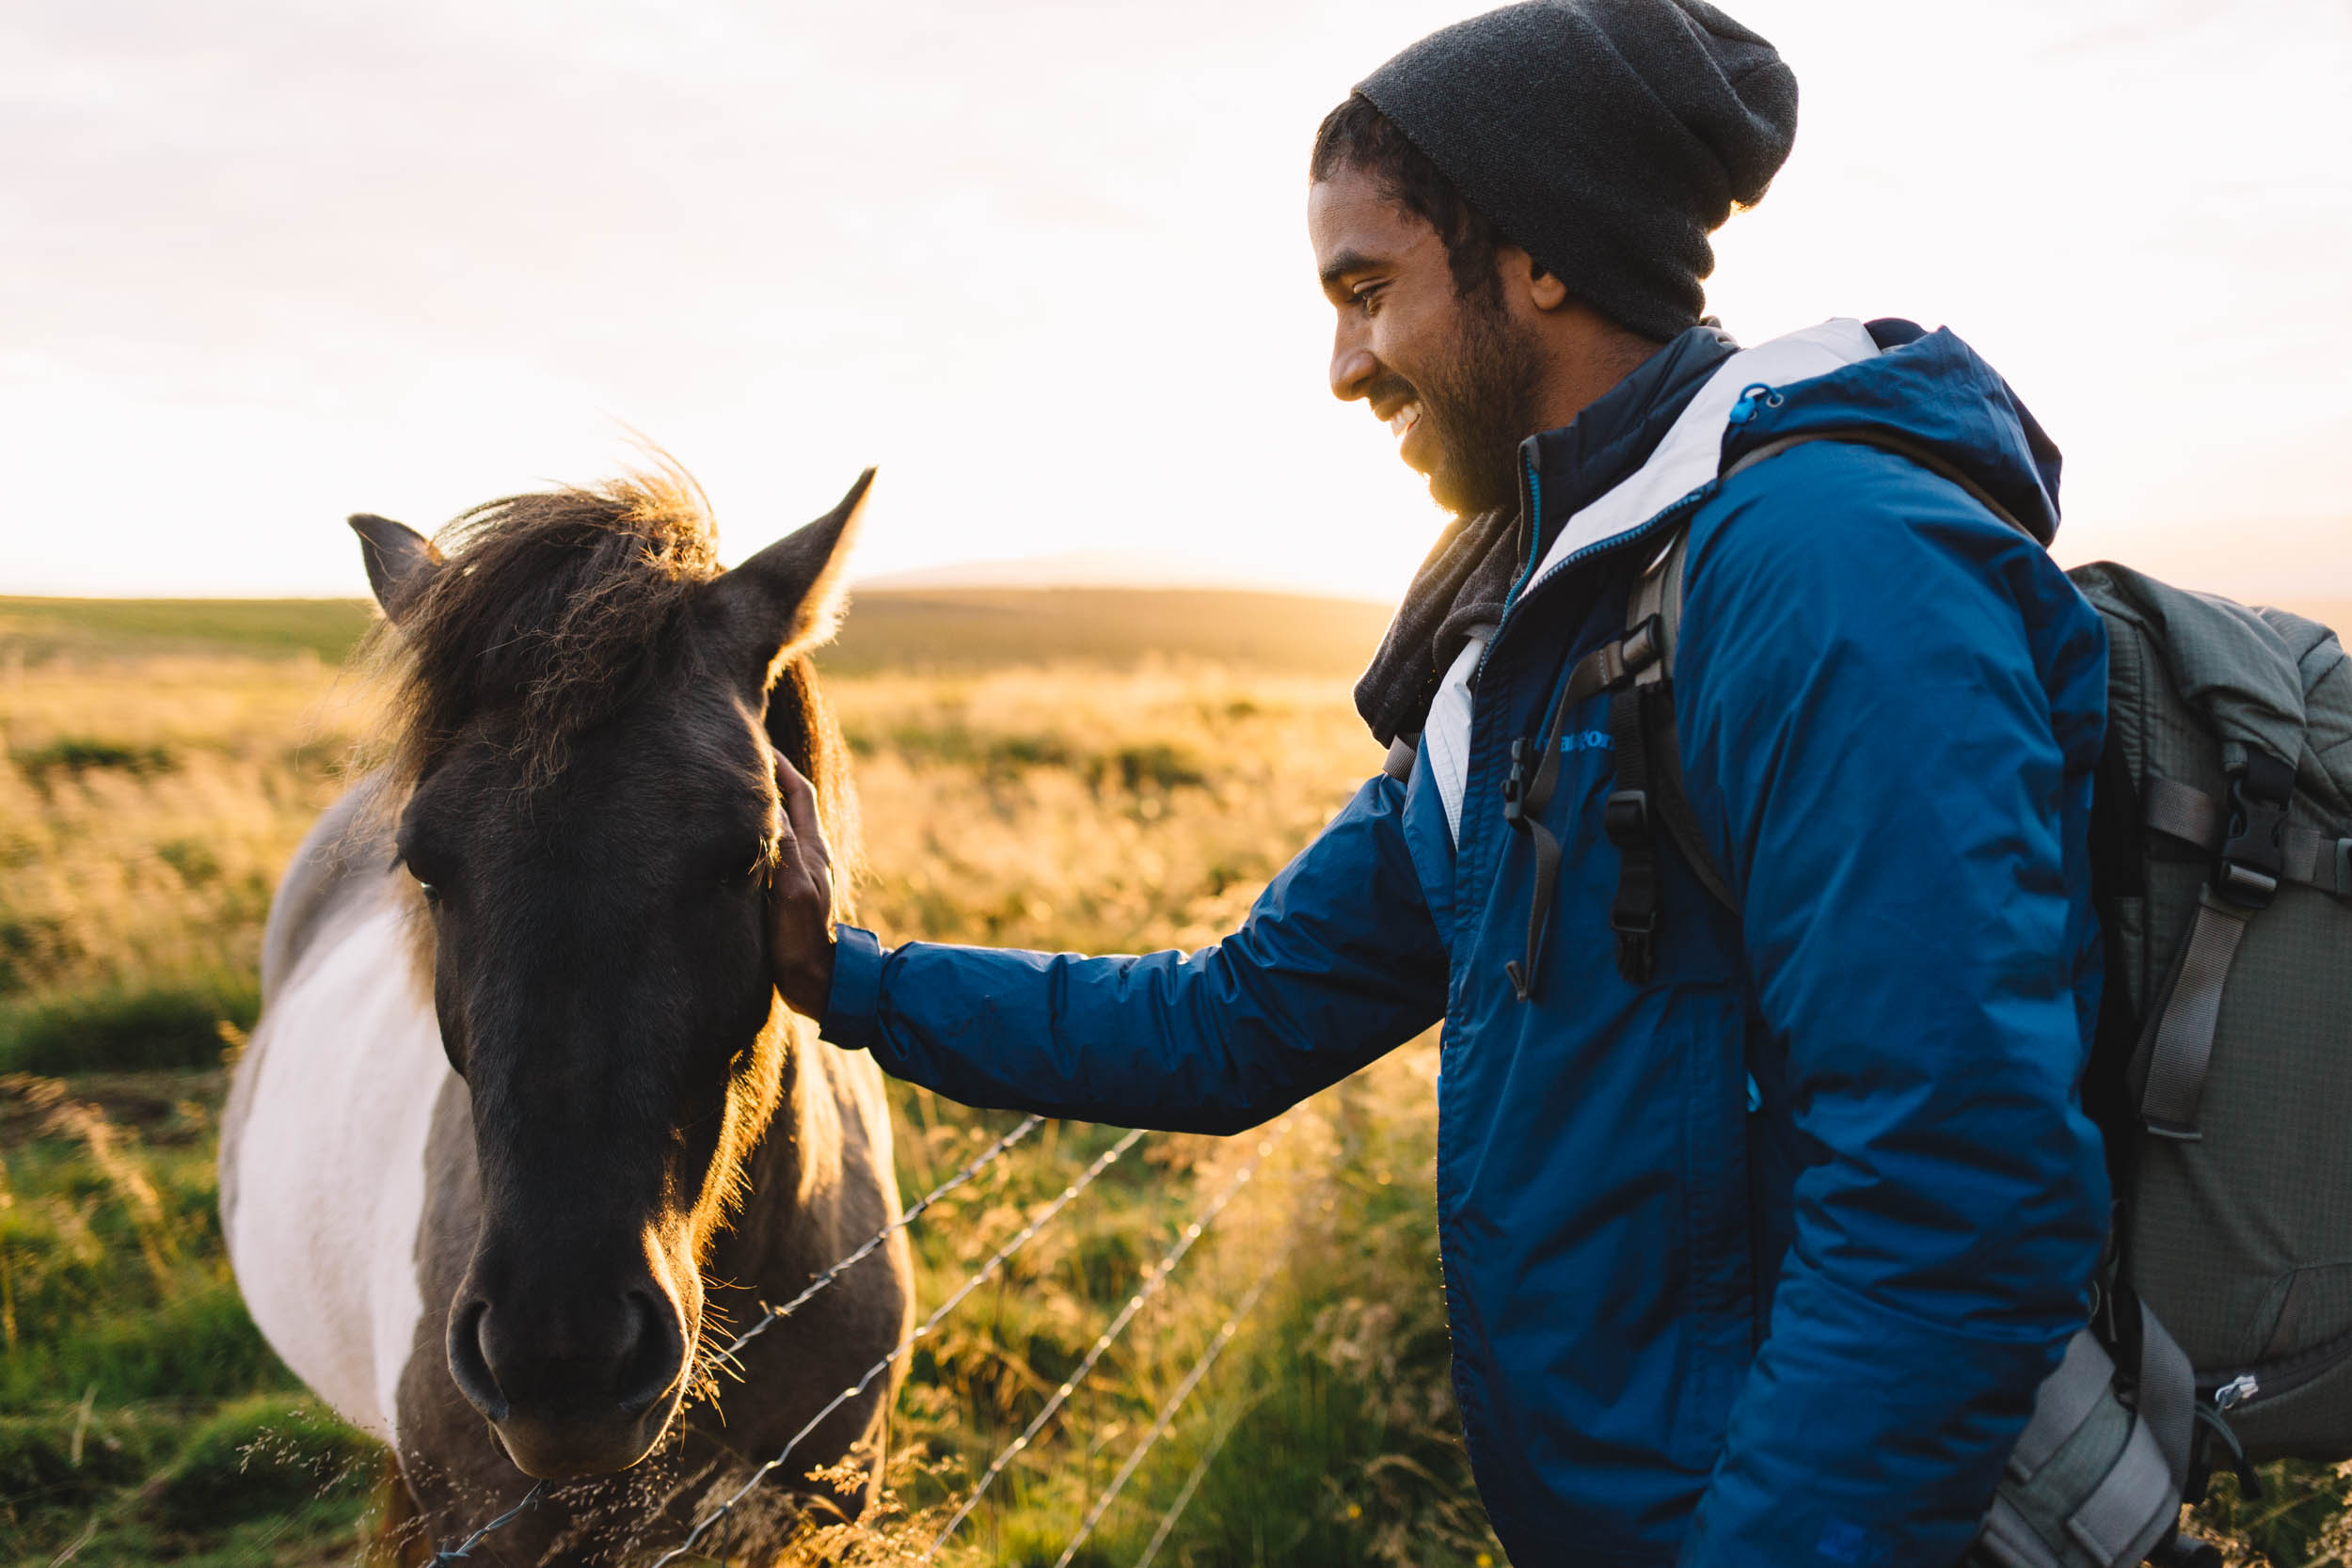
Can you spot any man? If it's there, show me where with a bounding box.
[768,2,2112,1563]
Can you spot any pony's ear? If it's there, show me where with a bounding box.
[697,468,871,690]
[348,514,445,623]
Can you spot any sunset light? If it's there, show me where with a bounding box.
[6,0,2344,604]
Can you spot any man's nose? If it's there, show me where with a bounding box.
[1329,323,1376,403]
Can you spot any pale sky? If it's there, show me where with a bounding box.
[6,0,2347,602]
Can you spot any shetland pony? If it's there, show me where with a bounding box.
[219,468,911,1562]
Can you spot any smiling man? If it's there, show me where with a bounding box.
[766,3,2115,1564]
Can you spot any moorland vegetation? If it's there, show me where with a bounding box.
[0,593,2343,1565]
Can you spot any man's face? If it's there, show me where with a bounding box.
[1310,165,1544,517]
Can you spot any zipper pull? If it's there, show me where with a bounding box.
[2215,1373,2259,1412]
[1502,737,1532,823]
[1727,383,1784,426]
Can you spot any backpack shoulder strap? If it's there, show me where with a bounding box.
[1630,425,2047,923]
[1622,523,1738,917]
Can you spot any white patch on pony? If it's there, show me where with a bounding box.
[222,880,450,1446]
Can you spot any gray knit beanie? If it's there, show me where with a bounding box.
[1357,0,1797,341]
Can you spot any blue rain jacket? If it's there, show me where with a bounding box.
[820,320,2111,1567]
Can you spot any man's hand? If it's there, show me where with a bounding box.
[767,751,837,1021]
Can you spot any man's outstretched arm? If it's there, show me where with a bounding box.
[769,758,1451,1133]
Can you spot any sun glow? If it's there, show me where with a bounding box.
[2,0,2344,605]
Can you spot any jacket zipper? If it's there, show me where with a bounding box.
[1471,469,1716,689]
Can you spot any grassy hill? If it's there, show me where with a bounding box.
[0,588,1396,680]
[823,588,1391,678]
[0,598,374,665]
[9,589,2344,683]
[3,591,2347,1566]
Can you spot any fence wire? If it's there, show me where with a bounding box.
[647,1126,1152,1568]
[1050,1249,1282,1568]
[927,1117,1294,1559]
[421,1113,1044,1561]
[1132,1399,1253,1568]
[428,1480,545,1563]
[715,1114,1043,1366]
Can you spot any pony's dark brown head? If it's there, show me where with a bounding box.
[353,463,868,1479]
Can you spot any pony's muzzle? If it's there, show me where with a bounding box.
[447,1283,687,1478]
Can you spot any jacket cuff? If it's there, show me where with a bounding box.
[818,924,887,1051]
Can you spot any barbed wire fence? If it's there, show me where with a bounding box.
[428,1112,1048,1562]
[423,1107,1307,1567]
[1049,1252,1283,1568]
[713,1114,1044,1369]
[1132,1399,1255,1568]
[647,1123,1153,1567]
[922,1118,1293,1560]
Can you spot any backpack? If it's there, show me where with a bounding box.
[1497,428,2352,1568]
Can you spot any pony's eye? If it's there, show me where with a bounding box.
[415,879,443,906]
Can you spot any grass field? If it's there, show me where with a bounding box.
[3,594,2348,1567]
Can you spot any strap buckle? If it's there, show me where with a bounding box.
[2216,752,2291,910]
[1502,737,1532,824]
[1619,615,1663,678]
[1602,787,1650,847]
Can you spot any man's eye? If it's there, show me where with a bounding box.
[1352,285,1381,313]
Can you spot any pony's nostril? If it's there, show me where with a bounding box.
[446,1297,511,1423]
[613,1290,682,1417]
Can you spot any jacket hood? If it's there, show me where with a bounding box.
[1724,317,2065,545]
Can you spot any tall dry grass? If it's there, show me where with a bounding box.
[2,641,1508,1567]
[7,630,2348,1567]
[0,655,362,1070]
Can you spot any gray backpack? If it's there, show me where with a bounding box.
[1501,429,2352,1567]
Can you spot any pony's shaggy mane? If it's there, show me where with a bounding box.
[360,464,721,794]
[356,463,858,895]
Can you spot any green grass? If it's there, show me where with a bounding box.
[0,1069,372,1566]
[1,1394,379,1568]
[8,740,179,782]
[7,595,2347,1565]
[0,598,374,665]
[0,978,259,1076]
[0,1067,1502,1567]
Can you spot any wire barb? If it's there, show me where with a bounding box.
[1050,1250,1281,1568]
[926,1118,1294,1559]
[429,1480,546,1562]
[647,1126,1152,1568]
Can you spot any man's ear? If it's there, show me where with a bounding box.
[697,468,872,692]
[348,514,445,622]
[1503,245,1569,312]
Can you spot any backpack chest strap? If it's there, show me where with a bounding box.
[2143,775,2352,898]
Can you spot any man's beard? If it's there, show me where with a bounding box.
[1418,291,1546,517]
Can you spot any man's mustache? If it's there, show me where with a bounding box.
[1365,373,1419,413]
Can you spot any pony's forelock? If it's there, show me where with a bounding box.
[358,461,717,798]
[351,458,857,899]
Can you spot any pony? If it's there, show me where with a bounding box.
[217,465,913,1563]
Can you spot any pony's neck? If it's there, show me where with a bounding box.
[707,1011,848,1284]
